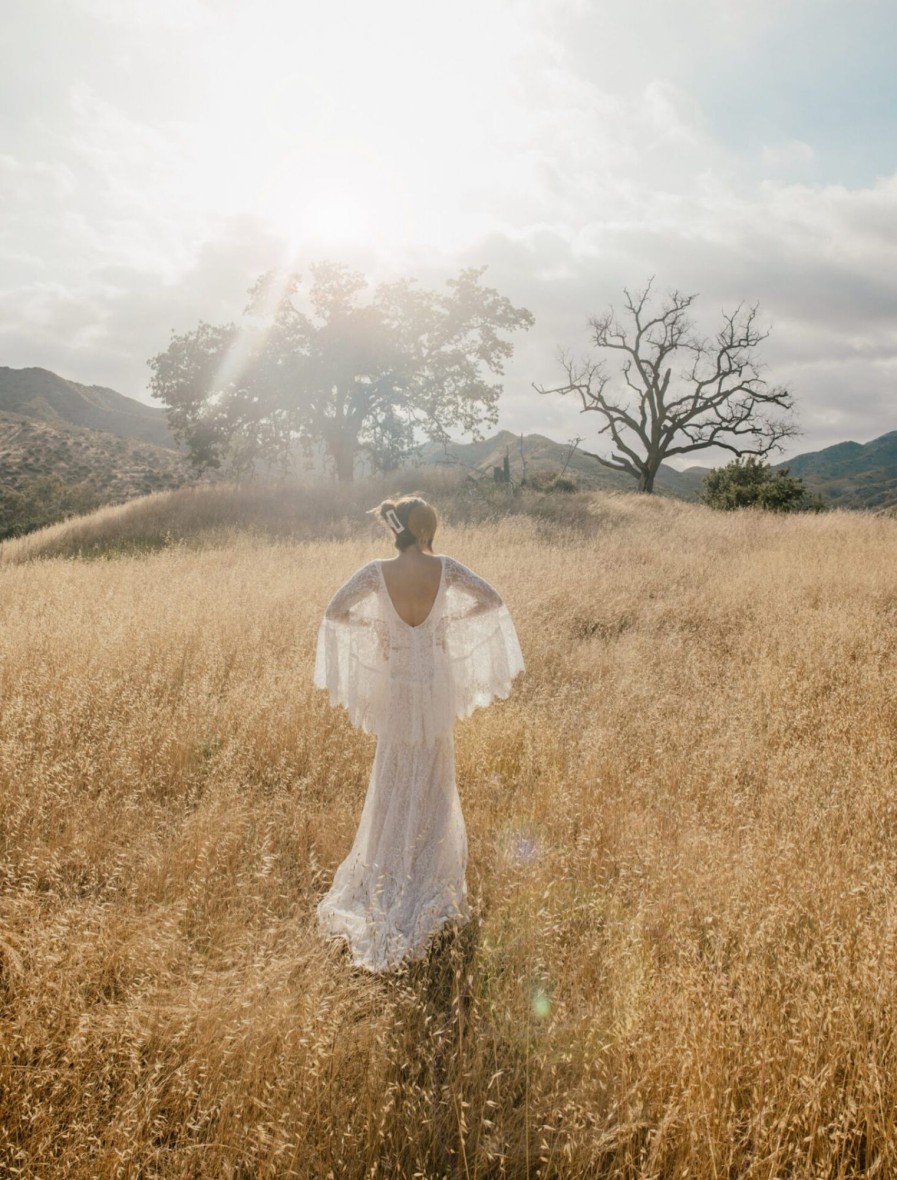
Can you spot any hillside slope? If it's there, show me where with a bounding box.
[0,366,174,449]
[4,364,894,510]
[0,412,191,539]
[779,431,897,508]
[4,503,897,1174]
[420,430,706,499]
[0,466,654,562]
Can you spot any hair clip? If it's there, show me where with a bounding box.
[385,508,404,534]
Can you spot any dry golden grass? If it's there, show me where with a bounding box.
[0,471,602,565]
[2,489,897,1178]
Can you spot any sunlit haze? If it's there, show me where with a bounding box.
[2,0,896,462]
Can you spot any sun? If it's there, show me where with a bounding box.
[297,193,373,247]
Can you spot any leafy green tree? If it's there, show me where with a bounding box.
[148,263,533,482]
[536,282,797,493]
[703,456,823,511]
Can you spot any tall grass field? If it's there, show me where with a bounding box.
[2,481,897,1178]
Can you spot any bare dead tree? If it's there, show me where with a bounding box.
[560,435,584,477]
[534,281,798,494]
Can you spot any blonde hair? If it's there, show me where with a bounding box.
[368,495,438,551]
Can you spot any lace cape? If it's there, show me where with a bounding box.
[314,555,524,745]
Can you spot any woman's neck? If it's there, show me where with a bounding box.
[394,544,434,559]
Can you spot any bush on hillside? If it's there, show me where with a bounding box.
[703,457,825,512]
[0,475,103,541]
[522,468,579,494]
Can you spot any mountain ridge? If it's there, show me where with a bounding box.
[419,429,706,499]
[771,431,897,509]
[0,368,190,538]
[420,426,897,508]
[0,366,174,449]
[1,365,895,511]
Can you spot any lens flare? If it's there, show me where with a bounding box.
[209,269,294,398]
[532,985,551,1020]
[499,823,541,868]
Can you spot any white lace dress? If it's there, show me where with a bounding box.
[314,555,524,971]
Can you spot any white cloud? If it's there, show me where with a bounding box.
[70,0,210,30]
[761,140,816,168]
[0,0,895,463]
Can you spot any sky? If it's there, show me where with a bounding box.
[1,0,896,465]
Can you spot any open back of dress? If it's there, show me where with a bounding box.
[314,555,524,970]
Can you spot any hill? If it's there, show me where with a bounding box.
[0,467,656,563]
[678,431,897,509]
[4,497,897,1174]
[0,412,191,540]
[776,431,897,509]
[434,428,897,509]
[4,363,894,518]
[0,366,174,449]
[419,430,706,499]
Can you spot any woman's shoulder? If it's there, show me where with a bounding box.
[440,555,488,585]
[345,558,380,574]
[439,554,464,577]
[337,560,382,589]
[442,554,487,570]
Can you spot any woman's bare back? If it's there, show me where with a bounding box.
[380,552,443,627]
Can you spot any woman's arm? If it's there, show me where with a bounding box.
[444,557,504,616]
[323,562,381,623]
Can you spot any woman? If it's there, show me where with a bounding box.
[315,494,524,971]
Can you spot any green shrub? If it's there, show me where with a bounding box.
[523,468,578,494]
[0,475,104,540]
[703,456,824,512]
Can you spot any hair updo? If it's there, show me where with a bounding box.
[368,494,438,551]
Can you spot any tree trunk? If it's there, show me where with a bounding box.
[636,450,665,493]
[638,469,656,494]
[332,439,355,482]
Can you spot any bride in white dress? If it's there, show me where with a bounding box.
[315,495,524,972]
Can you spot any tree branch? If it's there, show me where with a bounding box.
[537,286,797,493]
